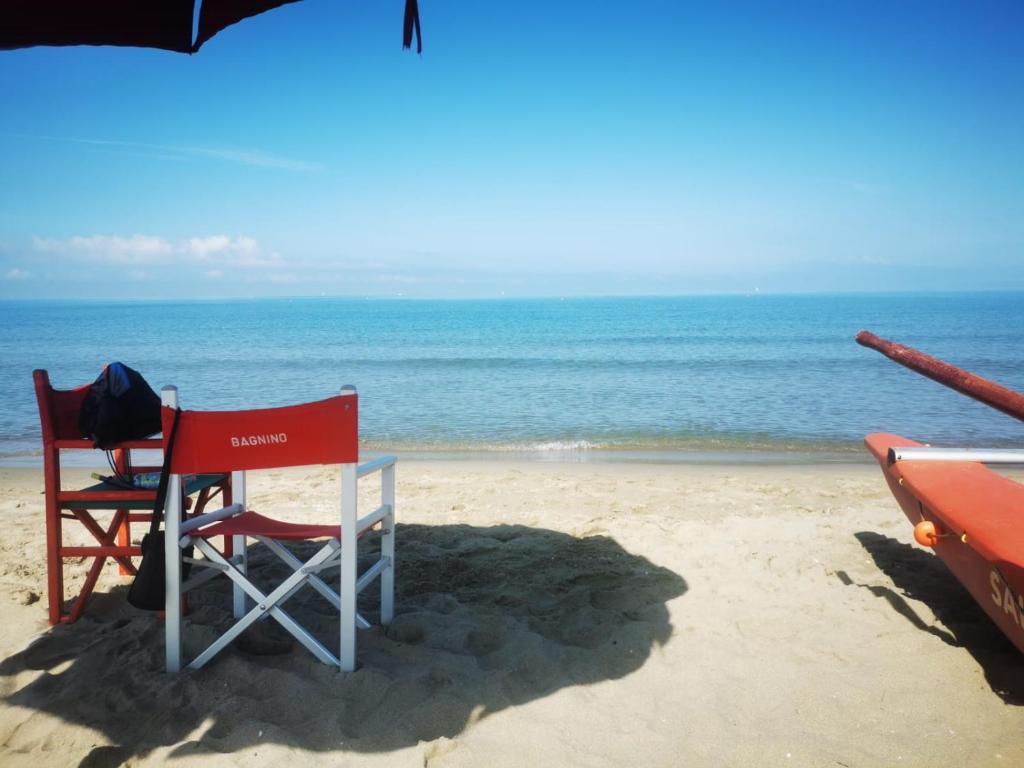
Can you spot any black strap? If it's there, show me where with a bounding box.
[148,407,182,537]
[403,0,421,53]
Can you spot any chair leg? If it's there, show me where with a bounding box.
[112,449,131,577]
[340,463,358,672]
[67,553,106,624]
[45,498,64,625]
[380,463,396,625]
[165,516,183,673]
[232,534,247,619]
[116,510,131,576]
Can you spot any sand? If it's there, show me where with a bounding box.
[1,460,1022,767]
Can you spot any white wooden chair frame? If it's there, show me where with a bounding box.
[162,386,396,672]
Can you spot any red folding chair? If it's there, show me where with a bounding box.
[33,369,231,625]
[160,385,396,672]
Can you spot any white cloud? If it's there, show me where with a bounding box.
[184,236,278,266]
[33,234,173,264]
[5,267,29,280]
[32,234,284,269]
[183,236,268,266]
[185,235,233,258]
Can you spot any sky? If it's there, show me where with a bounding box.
[0,0,1022,299]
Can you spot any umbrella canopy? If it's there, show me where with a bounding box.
[0,0,421,53]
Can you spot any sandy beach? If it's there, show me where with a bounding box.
[5,0,1022,765]
[1,460,1022,767]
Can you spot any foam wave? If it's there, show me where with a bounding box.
[498,440,600,453]
[358,435,868,455]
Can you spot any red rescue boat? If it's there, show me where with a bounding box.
[858,332,1024,654]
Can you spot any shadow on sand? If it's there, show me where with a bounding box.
[840,531,1024,704]
[1,523,686,765]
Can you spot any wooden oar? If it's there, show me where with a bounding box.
[856,330,1024,423]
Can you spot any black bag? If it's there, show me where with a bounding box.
[127,529,171,611]
[79,362,161,449]
[127,407,192,610]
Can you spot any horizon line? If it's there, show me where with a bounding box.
[2,287,1023,304]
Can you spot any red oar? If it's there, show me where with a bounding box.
[856,330,1024,423]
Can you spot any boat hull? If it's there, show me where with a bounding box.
[866,433,1024,654]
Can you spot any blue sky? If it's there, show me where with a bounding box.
[1,0,1021,298]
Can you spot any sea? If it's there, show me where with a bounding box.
[1,293,1022,465]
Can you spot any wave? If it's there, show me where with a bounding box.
[357,434,867,455]
[0,434,868,467]
[494,440,599,453]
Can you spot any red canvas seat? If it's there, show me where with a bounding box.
[33,369,231,625]
[191,511,345,541]
[161,385,396,672]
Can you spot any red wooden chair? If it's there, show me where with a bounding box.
[33,369,231,625]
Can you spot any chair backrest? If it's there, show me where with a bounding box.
[164,391,359,475]
[33,369,91,446]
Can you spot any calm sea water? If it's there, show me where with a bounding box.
[1,293,1022,463]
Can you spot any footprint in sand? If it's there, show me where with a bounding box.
[386,614,428,644]
[463,629,503,656]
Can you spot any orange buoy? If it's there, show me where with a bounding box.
[914,520,940,547]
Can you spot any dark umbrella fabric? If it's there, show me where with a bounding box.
[1,0,421,53]
[0,0,197,52]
